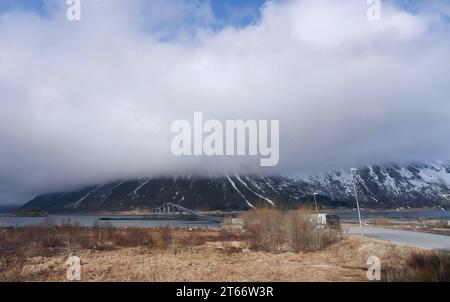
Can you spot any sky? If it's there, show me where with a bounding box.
[0,0,268,27]
[1,0,450,204]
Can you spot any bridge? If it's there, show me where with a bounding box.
[151,202,223,223]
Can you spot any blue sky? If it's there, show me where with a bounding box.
[0,0,424,14]
[210,0,266,26]
[0,0,267,27]
[1,0,447,28]
[0,0,49,15]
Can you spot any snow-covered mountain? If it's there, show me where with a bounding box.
[303,161,450,209]
[20,162,450,213]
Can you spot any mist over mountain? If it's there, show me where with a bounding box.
[20,162,450,213]
[1,1,450,205]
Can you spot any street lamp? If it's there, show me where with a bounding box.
[350,168,364,236]
[313,192,319,217]
[313,192,321,249]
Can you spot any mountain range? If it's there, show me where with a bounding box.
[20,162,450,213]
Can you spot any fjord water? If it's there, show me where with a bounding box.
[0,210,449,228]
[335,210,450,220]
[0,215,220,228]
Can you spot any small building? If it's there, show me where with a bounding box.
[310,213,341,229]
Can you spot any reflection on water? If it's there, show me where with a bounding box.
[0,215,220,228]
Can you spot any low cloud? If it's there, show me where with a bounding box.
[0,0,450,204]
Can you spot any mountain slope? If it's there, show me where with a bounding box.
[20,162,450,213]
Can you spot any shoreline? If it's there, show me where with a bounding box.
[86,206,448,216]
[1,207,448,219]
[326,206,446,213]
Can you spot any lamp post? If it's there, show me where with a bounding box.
[313,192,321,249]
[313,192,319,217]
[351,168,364,236]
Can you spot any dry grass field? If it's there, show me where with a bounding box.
[1,209,448,282]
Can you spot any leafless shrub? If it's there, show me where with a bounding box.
[153,226,180,254]
[241,208,285,253]
[320,228,344,247]
[158,227,174,249]
[4,220,67,257]
[284,209,318,252]
[184,231,200,254]
[93,220,114,241]
[32,218,64,248]
[58,220,86,253]
[169,240,181,255]
[240,207,343,253]
[384,250,450,282]
[126,228,154,247]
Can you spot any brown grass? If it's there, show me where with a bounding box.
[1,222,425,282]
[0,255,25,282]
[217,228,243,254]
[430,220,450,229]
[6,235,420,282]
[3,214,438,282]
[0,222,177,280]
[384,249,450,282]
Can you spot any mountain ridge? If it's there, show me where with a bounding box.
[20,162,450,213]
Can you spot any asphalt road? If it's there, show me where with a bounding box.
[348,226,450,249]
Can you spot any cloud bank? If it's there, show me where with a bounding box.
[1,0,450,204]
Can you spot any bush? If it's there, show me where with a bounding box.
[241,208,285,252]
[93,220,113,238]
[240,208,342,253]
[385,250,450,282]
[183,231,201,254]
[284,210,319,252]
[125,228,154,247]
[158,227,174,249]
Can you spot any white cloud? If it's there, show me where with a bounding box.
[0,0,450,203]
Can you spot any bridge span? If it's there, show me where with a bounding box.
[151,202,223,223]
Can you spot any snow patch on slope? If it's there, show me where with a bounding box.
[225,174,255,209]
[129,178,150,197]
[235,175,275,206]
[72,185,103,208]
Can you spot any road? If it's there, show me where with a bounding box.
[348,226,450,249]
